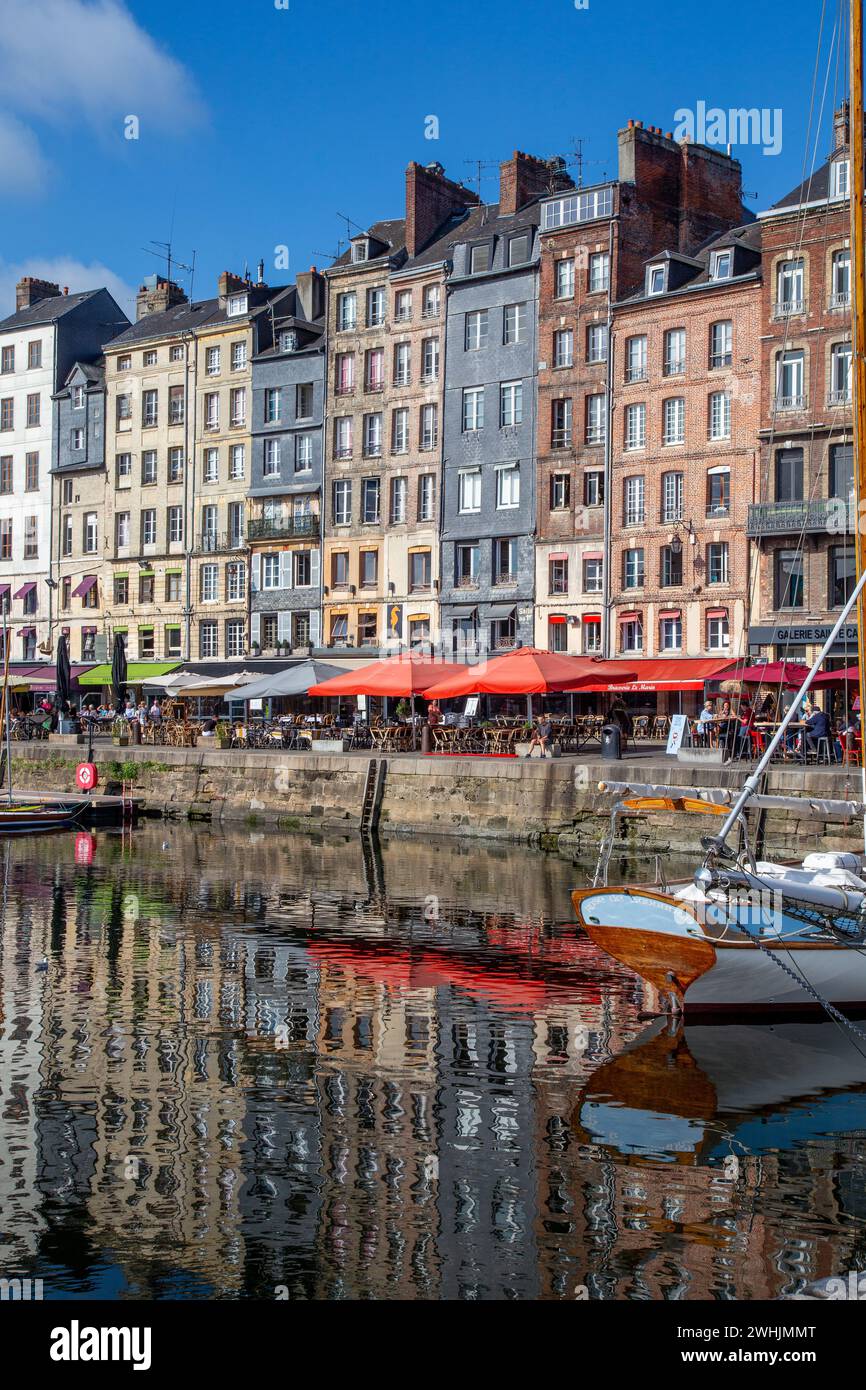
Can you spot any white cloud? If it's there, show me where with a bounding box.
[0,0,205,197]
[0,257,138,321]
[0,113,52,196]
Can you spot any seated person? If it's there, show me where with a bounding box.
[804,702,831,755]
[696,700,715,745]
[523,715,553,758]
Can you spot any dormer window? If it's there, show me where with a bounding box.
[227,293,248,317]
[647,264,665,296]
[710,249,732,280]
[351,239,369,264]
[469,243,491,274]
[832,159,850,199]
[280,330,297,352]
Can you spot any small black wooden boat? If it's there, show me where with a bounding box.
[0,799,91,833]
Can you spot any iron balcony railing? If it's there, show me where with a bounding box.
[248,515,320,541]
[746,497,854,537]
[195,531,247,553]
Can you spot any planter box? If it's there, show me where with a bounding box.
[112,735,129,747]
[215,737,231,750]
[514,742,561,759]
[677,747,725,766]
[308,737,350,753]
[49,732,84,746]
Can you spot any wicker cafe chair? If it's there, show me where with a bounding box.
[652,715,669,740]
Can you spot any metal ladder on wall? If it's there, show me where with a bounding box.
[360,757,387,832]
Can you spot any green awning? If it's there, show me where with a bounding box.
[78,661,181,686]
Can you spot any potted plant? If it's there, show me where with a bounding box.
[251,640,261,655]
[111,717,129,747]
[395,699,410,721]
[214,721,231,749]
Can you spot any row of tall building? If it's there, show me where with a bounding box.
[0,107,856,672]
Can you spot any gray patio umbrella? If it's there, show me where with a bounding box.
[239,660,346,702]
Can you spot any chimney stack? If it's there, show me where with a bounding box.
[498,151,565,216]
[405,162,479,257]
[135,275,187,322]
[295,267,326,323]
[834,100,850,150]
[16,276,61,311]
[218,270,248,300]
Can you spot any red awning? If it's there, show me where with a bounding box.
[14,582,35,599]
[574,657,733,693]
[548,614,567,624]
[706,607,728,619]
[71,575,97,598]
[812,663,859,688]
[658,609,681,619]
[423,650,632,698]
[618,611,640,623]
[583,614,601,623]
[582,551,603,561]
[548,551,569,561]
[17,626,35,637]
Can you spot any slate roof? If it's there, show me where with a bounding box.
[0,288,101,333]
[769,152,847,212]
[616,220,762,305]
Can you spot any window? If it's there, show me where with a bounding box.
[334,417,353,458]
[647,264,665,295]
[663,397,685,444]
[830,342,852,403]
[24,515,38,559]
[335,352,355,394]
[456,542,479,584]
[204,392,219,429]
[229,387,246,426]
[0,456,10,493]
[204,447,219,483]
[83,512,98,554]
[166,572,182,603]
[0,347,13,374]
[361,477,380,523]
[831,249,851,309]
[28,341,41,369]
[333,479,352,524]
[25,453,38,491]
[623,547,645,589]
[366,287,385,327]
[265,387,281,423]
[549,556,568,595]
[262,554,280,589]
[508,234,529,266]
[423,284,439,317]
[462,387,484,432]
[62,477,72,504]
[329,612,348,644]
[226,561,245,601]
[775,259,805,315]
[294,435,313,472]
[469,243,490,274]
[395,289,412,322]
[390,475,407,523]
[418,472,436,521]
[554,328,573,368]
[542,187,613,228]
[327,552,348,591]
[660,545,682,588]
[0,398,13,431]
[229,443,245,479]
[664,328,686,375]
[830,544,856,607]
[263,438,281,477]
[228,502,244,546]
[139,572,155,604]
[418,337,438,383]
[363,413,382,457]
[624,402,645,450]
[587,323,608,363]
[492,537,516,585]
[168,505,183,544]
[201,504,217,544]
[141,509,156,547]
[165,626,182,658]
[231,341,246,371]
[420,402,438,450]
[200,564,219,603]
[409,550,431,591]
[625,335,647,382]
[829,442,854,500]
[0,518,11,559]
[358,611,378,646]
[391,407,409,455]
[169,385,184,424]
[775,549,804,609]
[199,621,218,658]
[226,620,245,657]
[61,514,72,555]
[550,473,570,510]
[458,469,481,513]
[621,616,643,652]
[500,381,523,427]
[464,310,488,352]
[206,346,221,376]
[496,465,520,509]
[660,615,682,651]
[584,470,604,508]
[503,303,527,344]
[707,541,729,585]
[584,617,602,652]
[832,159,850,198]
[555,258,575,298]
[26,393,40,427]
[585,394,606,445]
[775,446,803,501]
[709,320,733,369]
[709,390,731,439]
[707,613,730,651]
[583,556,602,592]
[360,550,378,588]
[71,428,85,451]
[551,398,572,448]
[140,389,157,428]
[72,385,86,409]
[117,354,131,372]
[364,350,384,392]
[710,249,732,280]
[142,450,157,485]
[227,294,248,317]
[337,292,357,330]
[114,575,129,605]
[624,475,645,526]
[706,466,730,517]
[589,252,609,292]
[661,471,683,523]
[170,344,184,362]
[115,512,130,548]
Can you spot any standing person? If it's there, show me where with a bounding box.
[149,696,162,726]
[608,698,633,750]
[427,699,442,728]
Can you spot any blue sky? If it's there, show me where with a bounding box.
[0,0,848,319]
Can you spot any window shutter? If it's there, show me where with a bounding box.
[310,549,320,589]
[251,611,261,645]
[278,610,291,642]
[251,553,261,593]
[279,552,292,588]
[309,610,321,648]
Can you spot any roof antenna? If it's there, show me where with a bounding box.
[464,158,498,199]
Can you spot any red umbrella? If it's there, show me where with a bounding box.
[307,653,468,697]
[422,649,633,698]
[711,659,810,688]
[812,663,860,688]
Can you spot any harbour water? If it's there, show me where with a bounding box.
[1,822,864,1301]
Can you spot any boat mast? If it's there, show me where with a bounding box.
[851,0,866,849]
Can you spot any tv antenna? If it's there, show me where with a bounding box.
[464,159,498,199]
[566,138,606,188]
[313,240,346,265]
[142,240,197,299]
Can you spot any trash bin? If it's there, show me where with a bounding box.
[601,723,622,760]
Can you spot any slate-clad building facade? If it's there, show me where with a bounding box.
[52,359,110,663]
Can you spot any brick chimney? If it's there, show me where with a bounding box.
[405,162,479,256]
[498,151,557,215]
[295,267,325,323]
[218,270,249,301]
[834,100,850,150]
[16,276,61,311]
[135,275,187,322]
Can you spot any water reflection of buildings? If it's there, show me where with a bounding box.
[0,827,864,1299]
